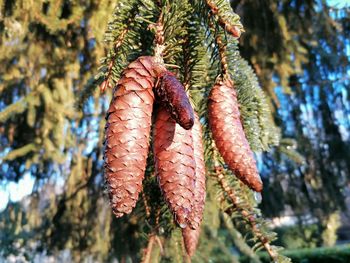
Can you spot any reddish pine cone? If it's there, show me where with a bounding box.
[155,71,194,130]
[182,113,206,256]
[153,107,196,228]
[182,226,201,257]
[208,79,263,192]
[188,112,206,230]
[104,56,166,217]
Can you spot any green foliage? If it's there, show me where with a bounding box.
[274,224,320,250]
[226,42,281,152]
[0,0,349,262]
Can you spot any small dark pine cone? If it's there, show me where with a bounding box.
[155,71,194,130]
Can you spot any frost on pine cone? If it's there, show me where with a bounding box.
[208,79,263,192]
[153,107,196,228]
[104,56,166,217]
[155,71,194,130]
[182,112,206,256]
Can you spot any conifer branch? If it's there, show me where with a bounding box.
[99,28,128,92]
[205,0,243,38]
[99,3,140,92]
[151,11,165,63]
[141,208,163,263]
[213,166,281,262]
[222,213,262,263]
[215,34,230,81]
[207,13,231,82]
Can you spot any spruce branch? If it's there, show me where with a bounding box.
[213,166,290,263]
[207,13,231,82]
[99,1,140,92]
[204,0,243,38]
[99,27,128,92]
[215,33,230,80]
[222,212,262,263]
[150,10,165,63]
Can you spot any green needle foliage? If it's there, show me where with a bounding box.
[0,0,349,262]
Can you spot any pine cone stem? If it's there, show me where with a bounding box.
[205,0,242,38]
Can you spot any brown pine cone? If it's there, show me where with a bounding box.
[153,107,196,228]
[208,79,263,192]
[104,56,166,217]
[188,112,206,230]
[155,71,194,130]
[182,226,201,257]
[182,112,206,256]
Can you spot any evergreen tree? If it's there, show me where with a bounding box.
[0,0,349,262]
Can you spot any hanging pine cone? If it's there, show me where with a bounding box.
[188,112,206,229]
[182,226,201,257]
[155,71,194,130]
[153,107,196,228]
[182,112,206,256]
[104,56,166,217]
[208,79,263,192]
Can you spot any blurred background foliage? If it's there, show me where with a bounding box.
[0,0,349,262]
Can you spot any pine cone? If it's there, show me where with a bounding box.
[182,112,206,256]
[155,71,194,130]
[182,226,201,257]
[153,107,196,228]
[188,112,206,229]
[104,56,166,217]
[208,79,263,192]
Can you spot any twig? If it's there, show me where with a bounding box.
[208,13,231,82]
[150,10,165,64]
[215,34,230,80]
[100,28,128,92]
[205,0,242,38]
[141,234,156,263]
[142,191,151,218]
[100,4,140,92]
[213,166,279,261]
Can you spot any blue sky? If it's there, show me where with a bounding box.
[328,0,350,7]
